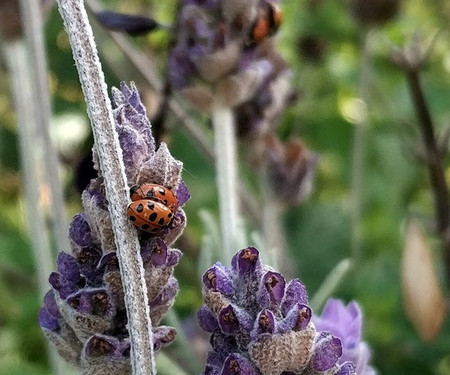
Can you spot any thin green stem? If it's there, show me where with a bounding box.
[350,31,372,264]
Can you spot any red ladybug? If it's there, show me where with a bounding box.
[127,199,175,234]
[249,2,283,44]
[127,183,179,235]
[129,183,178,212]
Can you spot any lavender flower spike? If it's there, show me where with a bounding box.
[314,298,376,375]
[39,83,189,374]
[198,247,356,375]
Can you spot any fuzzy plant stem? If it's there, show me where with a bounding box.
[350,31,371,265]
[55,1,155,374]
[260,170,282,271]
[212,102,241,263]
[19,0,70,254]
[405,68,450,286]
[3,39,67,375]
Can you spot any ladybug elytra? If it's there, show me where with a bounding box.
[130,183,178,212]
[127,183,178,235]
[249,2,283,44]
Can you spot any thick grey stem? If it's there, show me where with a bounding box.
[212,103,240,263]
[19,0,70,254]
[55,1,155,373]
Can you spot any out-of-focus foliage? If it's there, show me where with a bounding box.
[1,0,450,374]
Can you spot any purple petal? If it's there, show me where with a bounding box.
[210,330,238,356]
[57,252,81,281]
[176,180,190,206]
[48,272,60,291]
[202,263,234,295]
[198,305,219,332]
[258,271,285,308]
[218,305,253,335]
[38,306,60,331]
[166,248,183,267]
[221,353,260,375]
[313,299,362,350]
[153,326,177,352]
[150,277,179,307]
[281,278,308,314]
[69,213,92,248]
[336,362,356,375]
[84,334,129,359]
[231,247,260,276]
[252,309,276,338]
[311,332,342,372]
[77,246,103,283]
[43,290,61,318]
[67,289,112,317]
[279,304,311,333]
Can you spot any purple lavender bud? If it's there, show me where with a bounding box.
[203,263,234,295]
[252,309,276,337]
[279,303,311,333]
[210,330,238,356]
[69,213,92,248]
[218,305,253,335]
[56,252,84,299]
[149,277,179,308]
[153,326,177,352]
[198,305,219,332]
[67,288,114,317]
[222,353,260,375]
[281,278,308,314]
[38,307,60,332]
[258,271,285,308]
[336,362,357,375]
[311,332,343,372]
[84,334,130,359]
[44,290,62,319]
[76,246,103,284]
[231,247,260,276]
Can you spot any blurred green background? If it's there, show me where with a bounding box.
[1,0,450,374]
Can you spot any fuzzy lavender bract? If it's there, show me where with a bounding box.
[198,247,355,375]
[39,82,188,374]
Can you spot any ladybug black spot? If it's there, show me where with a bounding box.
[168,213,172,218]
[146,191,154,198]
[147,201,155,209]
[141,224,150,230]
[136,203,144,213]
[149,212,158,222]
[129,215,136,222]
[158,218,165,225]
[158,188,166,195]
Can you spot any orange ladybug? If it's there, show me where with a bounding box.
[127,199,175,234]
[130,183,178,212]
[249,2,283,44]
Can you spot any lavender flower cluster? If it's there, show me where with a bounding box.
[38,83,189,374]
[198,247,369,375]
